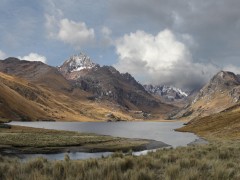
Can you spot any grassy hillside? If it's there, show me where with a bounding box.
[0,72,137,121]
[0,58,176,121]
[178,105,240,140]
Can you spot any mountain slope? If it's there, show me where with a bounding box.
[58,54,175,117]
[171,71,240,120]
[0,71,137,121]
[178,104,240,139]
[0,58,137,121]
[0,57,72,91]
[0,56,176,121]
[0,72,54,120]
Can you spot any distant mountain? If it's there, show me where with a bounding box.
[144,84,188,101]
[170,71,240,120]
[58,53,175,117]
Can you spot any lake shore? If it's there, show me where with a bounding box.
[0,125,169,155]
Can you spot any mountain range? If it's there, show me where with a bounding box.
[1,52,240,128]
[0,54,175,121]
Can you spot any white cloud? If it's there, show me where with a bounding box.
[18,53,47,63]
[45,12,95,49]
[57,18,95,49]
[0,50,6,59]
[114,29,219,89]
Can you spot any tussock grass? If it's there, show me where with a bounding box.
[1,141,240,179]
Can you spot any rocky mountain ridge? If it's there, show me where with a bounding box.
[58,53,99,80]
[144,84,188,101]
[0,55,175,121]
[170,71,240,120]
[57,54,174,115]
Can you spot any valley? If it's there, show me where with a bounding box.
[1,56,240,179]
[1,1,240,179]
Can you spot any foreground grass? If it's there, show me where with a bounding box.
[1,141,240,180]
[0,125,149,153]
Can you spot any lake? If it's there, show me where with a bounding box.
[9,121,200,160]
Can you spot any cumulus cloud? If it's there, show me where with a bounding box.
[18,53,47,63]
[0,50,6,59]
[45,16,95,49]
[57,18,95,48]
[108,0,240,66]
[114,29,219,90]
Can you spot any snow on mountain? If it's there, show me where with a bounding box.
[59,53,98,74]
[144,84,188,100]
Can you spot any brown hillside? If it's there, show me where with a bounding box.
[0,72,135,121]
[0,57,176,121]
[0,57,72,91]
[171,71,240,120]
[178,105,240,140]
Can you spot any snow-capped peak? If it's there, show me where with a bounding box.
[162,85,188,97]
[66,53,97,72]
[144,84,188,100]
[59,53,97,73]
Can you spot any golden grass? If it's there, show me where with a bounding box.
[0,69,177,122]
[178,107,240,140]
[1,141,240,179]
[0,72,136,121]
[177,90,237,121]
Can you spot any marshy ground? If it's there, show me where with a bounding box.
[0,125,166,154]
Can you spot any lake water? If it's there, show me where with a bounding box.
[9,121,200,160]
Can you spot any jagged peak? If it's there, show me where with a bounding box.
[59,52,98,73]
[192,71,240,104]
[214,70,236,79]
[209,70,240,86]
[144,84,188,99]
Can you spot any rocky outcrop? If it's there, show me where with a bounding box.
[192,71,240,104]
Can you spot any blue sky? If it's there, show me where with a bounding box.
[1,0,240,89]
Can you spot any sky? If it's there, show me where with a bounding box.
[1,0,240,90]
